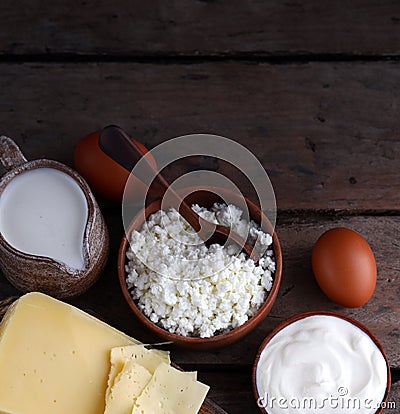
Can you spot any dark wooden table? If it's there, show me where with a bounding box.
[0,1,399,412]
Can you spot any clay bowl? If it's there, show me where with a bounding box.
[118,186,282,350]
[0,136,109,298]
[252,311,391,414]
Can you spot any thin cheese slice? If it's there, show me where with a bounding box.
[0,292,138,414]
[104,361,152,414]
[187,371,197,380]
[111,345,170,374]
[106,345,170,398]
[132,362,209,414]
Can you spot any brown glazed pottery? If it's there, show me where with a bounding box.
[118,186,282,350]
[252,311,391,414]
[0,136,109,298]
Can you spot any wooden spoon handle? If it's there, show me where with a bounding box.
[98,125,170,197]
[99,125,203,233]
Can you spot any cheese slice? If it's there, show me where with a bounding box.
[0,292,138,414]
[132,362,210,414]
[106,345,170,398]
[187,371,197,380]
[104,361,152,414]
[105,346,199,414]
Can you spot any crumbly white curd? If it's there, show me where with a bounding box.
[256,315,387,414]
[125,203,275,338]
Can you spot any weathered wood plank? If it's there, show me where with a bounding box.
[1,62,400,210]
[1,0,400,56]
[1,213,398,367]
[388,382,400,412]
[199,370,258,414]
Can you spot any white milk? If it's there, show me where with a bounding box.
[0,168,88,270]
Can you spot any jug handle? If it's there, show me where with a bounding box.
[0,136,28,172]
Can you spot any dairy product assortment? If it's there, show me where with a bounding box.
[0,132,390,414]
[0,293,209,414]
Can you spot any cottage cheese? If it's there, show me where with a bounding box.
[125,203,275,338]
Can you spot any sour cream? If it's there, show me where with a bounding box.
[256,315,387,414]
[0,168,88,270]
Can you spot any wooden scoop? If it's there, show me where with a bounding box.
[99,125,259,262]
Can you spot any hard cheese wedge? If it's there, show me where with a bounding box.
[0,292,138,414]
[132,362,210,414]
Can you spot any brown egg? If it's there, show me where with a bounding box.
[312,227,376,308]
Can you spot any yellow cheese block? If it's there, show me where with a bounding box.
[132,362,210,414]
[105,361,152,414]
[0,292,138,414]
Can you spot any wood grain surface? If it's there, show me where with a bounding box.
[388,382,400,412]
[1,2,399,413]
[1,62,400,211]
[1,0,400,57]
[201,398,229,414]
